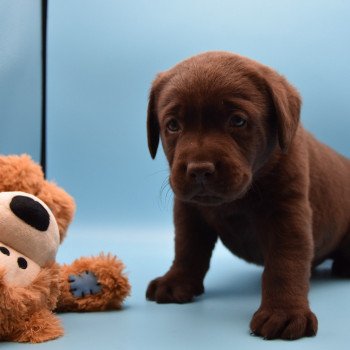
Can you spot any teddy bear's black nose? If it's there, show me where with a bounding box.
[10,195,50,231]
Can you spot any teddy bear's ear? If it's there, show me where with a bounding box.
[36,182,76,242]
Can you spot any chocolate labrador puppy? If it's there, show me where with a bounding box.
[145,51,350,340]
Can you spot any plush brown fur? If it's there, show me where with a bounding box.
[0,154,131,343]
[146,51,350,340]
[0,154,75,241]
[0,254,130,343]
[57,254,130,312]
[0,264,63,343]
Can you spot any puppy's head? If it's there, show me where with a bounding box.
[147,52,301,206]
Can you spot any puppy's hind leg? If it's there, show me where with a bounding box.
[332,228,350,278]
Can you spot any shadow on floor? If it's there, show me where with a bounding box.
[204,259,348,301]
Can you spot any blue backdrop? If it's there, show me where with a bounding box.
[2,2,350,349]
[47,0,350,229]
[0,0,42,163]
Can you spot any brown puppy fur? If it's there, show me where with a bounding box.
[146,51,350,340]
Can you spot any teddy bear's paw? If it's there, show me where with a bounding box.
[68,271,101,298]
[56,254,130,312]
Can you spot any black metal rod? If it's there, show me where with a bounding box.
[40,0,48,175]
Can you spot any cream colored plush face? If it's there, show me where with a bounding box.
[0,242,41,287]
[0,191,60,267]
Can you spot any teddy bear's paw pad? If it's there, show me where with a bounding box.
[68,271,101,298]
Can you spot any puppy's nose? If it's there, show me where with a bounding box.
[187,162,215,183]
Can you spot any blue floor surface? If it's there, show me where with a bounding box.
[2,225,349,349]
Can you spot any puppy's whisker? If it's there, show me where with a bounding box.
[158,176,173,209]
[164,187,173,207]
[145,169,169,179]
[159,177,169,193]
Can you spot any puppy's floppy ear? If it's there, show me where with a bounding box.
[147,72,169,159]
[263,70,301,153]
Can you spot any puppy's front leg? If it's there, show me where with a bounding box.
[251,204,318,340]
[146,199,217,303]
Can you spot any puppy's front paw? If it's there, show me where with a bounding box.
[250,307,318,340]
[146,274,204,304]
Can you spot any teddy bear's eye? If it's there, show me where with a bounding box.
[17,257,28,269]
[0,246,10,256]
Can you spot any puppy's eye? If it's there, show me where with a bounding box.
[166,119,181,133]
[0,246,10,256]
[229,115,247,128]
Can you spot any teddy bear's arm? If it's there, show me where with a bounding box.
[56,254,131,312]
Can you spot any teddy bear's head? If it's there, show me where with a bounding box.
[0,191,60,287]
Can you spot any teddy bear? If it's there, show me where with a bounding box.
[0,154,75,241]
[0,154,131,343]
[0,191,64,342]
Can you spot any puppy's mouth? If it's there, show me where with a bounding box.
[170,167,253,207]
[181,181,251,206]
[191,193,224,205]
